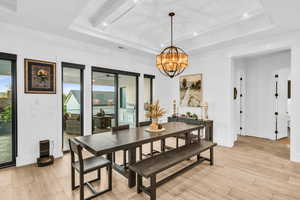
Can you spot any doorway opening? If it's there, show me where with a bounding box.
[231,49,291,159]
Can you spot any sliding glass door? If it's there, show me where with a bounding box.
[62,63,84,151]
[0,53,17,167]
[118,74,137,127]
[92,72,116,134]
[92,67,139,132]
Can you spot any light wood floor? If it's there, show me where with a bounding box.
[0,136,299,200]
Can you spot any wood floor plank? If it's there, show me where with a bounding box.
[1,136,300,200]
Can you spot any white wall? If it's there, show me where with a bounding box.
[0,22,156,166]
[156,54,233,147]
[157,30,300,162]
[233,50,291,140]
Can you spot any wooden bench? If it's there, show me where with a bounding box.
[129,141,217,200]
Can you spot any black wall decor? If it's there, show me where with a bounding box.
[288,80,291,99]
[274,74,279,140]
[233,87,238,100]
[239,77,244,136]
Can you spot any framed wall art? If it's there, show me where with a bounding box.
[24,59,56,94]
[179,73,203,107]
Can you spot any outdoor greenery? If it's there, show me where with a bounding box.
[0,105,12,122]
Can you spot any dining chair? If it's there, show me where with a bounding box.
[138,121,161,158]
[69,138,112,200]
[112,124,131,168]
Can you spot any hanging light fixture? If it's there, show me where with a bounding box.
[156,12,188,78]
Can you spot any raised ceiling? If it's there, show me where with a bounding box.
[71,0,272,53]
[0,0,300,55]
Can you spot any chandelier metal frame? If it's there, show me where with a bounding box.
[156,12,188,78]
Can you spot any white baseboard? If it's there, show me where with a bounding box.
[290,152,300,163]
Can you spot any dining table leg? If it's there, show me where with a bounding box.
[106,153,113,171]
[128,147,136,188]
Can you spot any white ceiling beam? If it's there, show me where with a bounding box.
[0,0,17,12]
[89,0,136,27]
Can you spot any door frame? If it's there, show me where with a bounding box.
[91,66,140,129]
[0,52,17,168]
[144,74,155,105]
[61,62,85,152]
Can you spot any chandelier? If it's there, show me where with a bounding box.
[156,12,188,78]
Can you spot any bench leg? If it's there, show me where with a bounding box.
[97,168,101,180]
[71,166,76,190]
[150,175,156,200]
[150,142,154,156]
[80,170,84,200]
[139,146,143,161]
[161,139,165,152]
[123,150,127,168]
[112,152,116,163]
[108,164,112,191]
[137,175,142,193]
[210,147,214,165]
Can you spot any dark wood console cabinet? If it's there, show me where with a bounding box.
[168,117,213,142]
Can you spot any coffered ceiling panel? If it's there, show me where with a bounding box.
[1,0,300,55]
[70,0,271,53]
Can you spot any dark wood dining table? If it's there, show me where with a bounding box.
[75,122,203,188]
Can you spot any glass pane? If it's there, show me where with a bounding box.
[63,67,82,151]
[0,59,12,164]
[92,72,116,133]
[118,75,137,127]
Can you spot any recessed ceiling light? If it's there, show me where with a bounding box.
[102,22,108,27]
[242,12,250,19]
[193,32,198,36]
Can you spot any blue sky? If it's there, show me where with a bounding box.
[63,83,114,95]
[0,75,11,92]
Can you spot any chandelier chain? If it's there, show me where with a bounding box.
[171,13,173,46]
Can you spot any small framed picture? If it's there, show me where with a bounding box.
[24,59,56,94]
[233,87,238,100]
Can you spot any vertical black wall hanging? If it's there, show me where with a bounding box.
[239,77,243,136]
[274,74,279,140]
[288,80,291,99]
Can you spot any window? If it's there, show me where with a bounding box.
[62,62,84,151]
[118,74,137,127]
[92,67,139,132]
[92,71,116,134]
[0,53,17,167]
[120,87,126,108]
